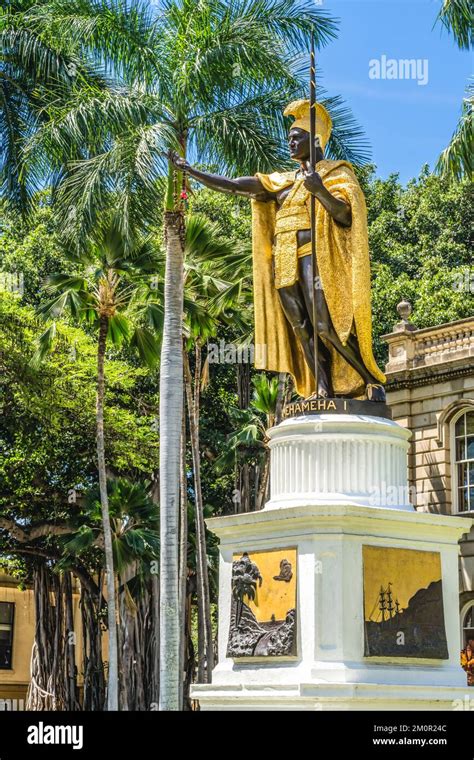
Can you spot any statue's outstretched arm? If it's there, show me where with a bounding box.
[168,151,271,201]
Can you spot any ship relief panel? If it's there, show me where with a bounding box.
[363,545,448,659]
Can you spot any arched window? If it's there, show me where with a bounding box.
[462,604,474,645]
[0,602,14,669]
[452,410,474,513]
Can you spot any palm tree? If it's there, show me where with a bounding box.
[217,374,280,511]
[434,1,473,178]
[35,217,161,710]
[1,0,75,212]
[62,477,160,710]
[133,211,247,690]
[181,214,247,682]
[1,0,167,215]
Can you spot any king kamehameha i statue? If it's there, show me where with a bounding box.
[182,54,469,712]
[170,99,386,404]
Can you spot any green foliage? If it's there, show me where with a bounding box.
[251,373,279,417]
[0,292,158,526]
[0,197,66,306]
[62,478,160,573]
[33,214,163,370]
[1,0,372,240]
[366,167,473,365]
[214,374,274,476]
[190,188,252,244]
[1,0,169,213]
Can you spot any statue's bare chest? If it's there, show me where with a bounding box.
[276,184,294,207]
[275,172,307,207]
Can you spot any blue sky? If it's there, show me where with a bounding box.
[317,0,471,182]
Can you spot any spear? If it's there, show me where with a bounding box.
[309,30,320,396]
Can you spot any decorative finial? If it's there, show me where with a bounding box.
[394,299,415,332]
[397,299,412,321]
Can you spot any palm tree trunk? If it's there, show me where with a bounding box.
[194,342,214,680]
[159,209,185,710]
[183,350,205,682]
[64,572,80,710]
[236,361,251,512]
[178,396,188,708]
[97,313,119,711]
[275,372,287,425]
[150,478,161,708]
[183,346,214,683]
[256,448,271,511]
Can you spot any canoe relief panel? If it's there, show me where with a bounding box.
[227,547,297,658]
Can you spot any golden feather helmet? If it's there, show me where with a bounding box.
[284,99,332,151]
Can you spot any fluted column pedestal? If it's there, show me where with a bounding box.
[266,414,411,510]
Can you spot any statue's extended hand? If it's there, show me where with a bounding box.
[167,150,190,171]
[302,161,324,195]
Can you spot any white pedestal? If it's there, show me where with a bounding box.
[192,415,473,710]
[267,414,412,510]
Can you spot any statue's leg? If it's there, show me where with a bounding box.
[277,278,332,396]
[277,282,314,368]
[296,256,333,395]
[298,256,381,392]
[344,333,386,399]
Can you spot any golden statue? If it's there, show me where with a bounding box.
[170,99,386,402]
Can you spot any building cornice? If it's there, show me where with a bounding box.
[382,315,474,380]
[385,361,474,391]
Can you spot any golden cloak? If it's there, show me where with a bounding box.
[252,159,385,398]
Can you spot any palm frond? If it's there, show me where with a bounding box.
[226,0,338,50]
[435,0,473,50]
[130,325,160,367]
[436,84,473,180]
[251,372,279,415]
[63,524,97,556]
[0,79,34,211]
[55,123,171,246]
[24,0,161,87]
[107,312,130,345]
[323,93,372,166]
[192,88,291,174]
[184,213,234,259]
[30,321,57,365]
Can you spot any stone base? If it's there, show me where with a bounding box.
[192,503,471,710]
[192,682,470,711]
[191,415,473,711]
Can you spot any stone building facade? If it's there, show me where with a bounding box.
[383,304,474,663]
[0,574,35,706]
